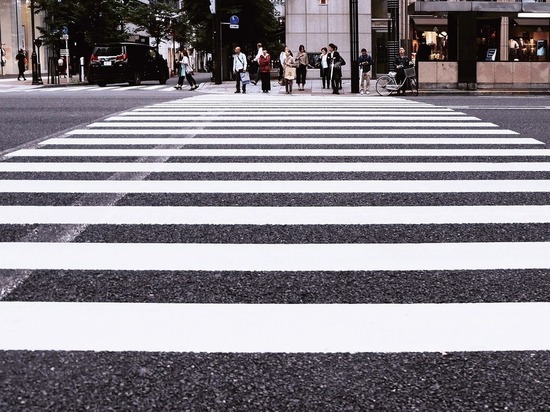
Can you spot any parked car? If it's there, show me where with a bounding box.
[88,42,169,87]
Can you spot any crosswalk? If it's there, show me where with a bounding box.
[0,84,197,93]
[1,95,549,407]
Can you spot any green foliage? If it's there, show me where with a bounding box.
[34,0,184,54]
[183,0,280,55]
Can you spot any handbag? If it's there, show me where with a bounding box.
[240,71,250,85]
[284,66,296,80]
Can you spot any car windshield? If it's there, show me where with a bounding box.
[94,46,123,57]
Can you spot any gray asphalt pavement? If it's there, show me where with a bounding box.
[0,89,550,410]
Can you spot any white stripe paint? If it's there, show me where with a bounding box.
[39,137,540,146]
[0,242,549,271]
[87,121,499,128]
[0,179,548,194]
[1,162,550,173]
[1,205,548,225]
[106,115,478,121]
[1,302,549,353]
[132,108,455,113]
[6,148,542,158]
[0,242,550,271]
[65,129,519,136]
[124,110,459,115]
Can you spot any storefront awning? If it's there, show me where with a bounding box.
[411,16,448,27]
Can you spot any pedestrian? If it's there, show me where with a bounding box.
[0,44,6,73]
[233,46,248,94]
[295,45,309,91]
[320,47,330,89]
[358,48,373,94]
[278,46,288,85]
[182,49,198,91]
[327,43,343,94]
[283,49,296,94]
[259,48,271,93]
[395,47,412,95]
[174,48,186,90]
[251,43,263,85]
[16,49,26,81]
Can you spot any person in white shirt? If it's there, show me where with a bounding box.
[320,47,329,89]
[232,46,248,94]
[278,46,288,84]
[251,43,262,85]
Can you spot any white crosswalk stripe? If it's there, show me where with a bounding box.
[0,95,549,405]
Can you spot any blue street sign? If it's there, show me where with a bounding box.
[62,26,68,35]
[229,15,239,25]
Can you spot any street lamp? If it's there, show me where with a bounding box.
[30,0,43,85]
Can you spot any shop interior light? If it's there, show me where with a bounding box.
[517,13,550,18]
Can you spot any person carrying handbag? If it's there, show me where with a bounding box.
[181,50,198,91]
[283,49,296,94]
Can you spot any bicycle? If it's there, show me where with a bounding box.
[375,65,418,96]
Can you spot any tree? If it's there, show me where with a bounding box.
[183,0,279,55]
[130,1,179,50]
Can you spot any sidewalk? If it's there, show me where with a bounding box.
[2,73,548,96]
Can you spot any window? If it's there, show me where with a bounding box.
[319,0,327,5]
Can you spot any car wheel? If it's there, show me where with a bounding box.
[159,71,168,85]
[97,82,107,87]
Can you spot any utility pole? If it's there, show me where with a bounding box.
[349,0,359,93]
[210,0,222,85]
[30,0,43,85]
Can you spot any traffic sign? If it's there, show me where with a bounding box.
[62,26,68,35]
[229,15,239,25]
[230,24,239,29]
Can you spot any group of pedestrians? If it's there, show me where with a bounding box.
[277,43,348,95]
[229,42,380,96]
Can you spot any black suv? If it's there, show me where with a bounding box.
[88,42,169,87]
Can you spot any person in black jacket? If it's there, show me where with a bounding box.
[15,49,26,81]
[327,43,343,95]
[394,47,412,95]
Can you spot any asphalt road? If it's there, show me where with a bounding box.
[0,90,549,410]
[2,90,549,153]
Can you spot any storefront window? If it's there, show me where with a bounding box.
[509,19,549,61]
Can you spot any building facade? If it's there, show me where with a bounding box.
[285,0,550,88]
[285,0,373,78]
[0,0,46,77]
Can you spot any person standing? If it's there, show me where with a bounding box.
[320,47,330,89]
[174,48,185,90]
[327,43,342,95]
[251,43,263,85]
[278,46,288,85]
[395,47,411,95]
[182,49,198,91]
[283,49,295,94]
[233,46,248,94]
[16,49,26,81]
[259,48,271,93]
[358,48,373,94]
[295,45,309,91]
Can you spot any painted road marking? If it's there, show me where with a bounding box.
[1,162,549,173]
[0,242,549,271]
[0,302,549,353]
[1,205,549,225]
[0,179,548,193]
[39,137,541,146]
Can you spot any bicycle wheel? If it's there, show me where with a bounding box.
[375,75,395,96]
[409,77,418,96]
